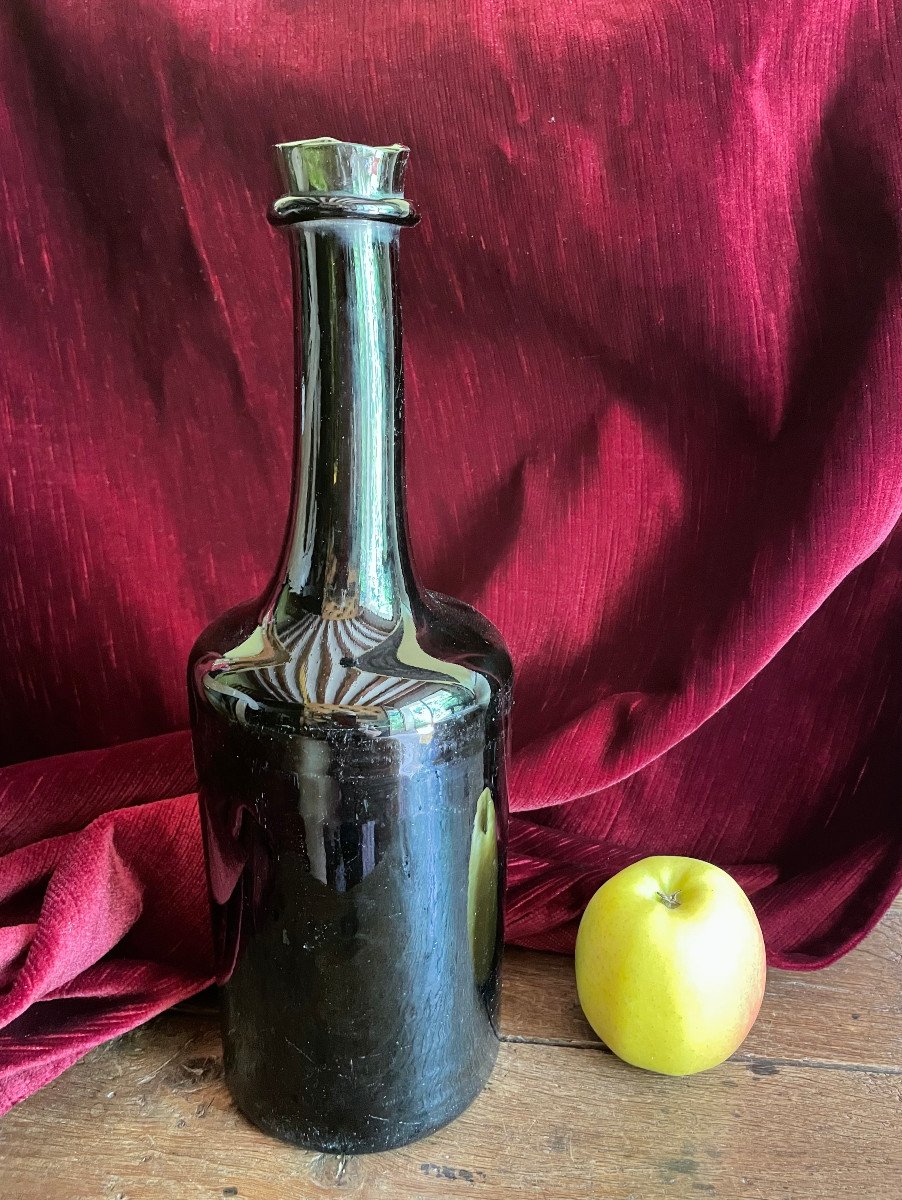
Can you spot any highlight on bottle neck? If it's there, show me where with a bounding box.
[269,137,419,229]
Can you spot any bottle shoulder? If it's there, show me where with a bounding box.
[190,591,512,739]
[418,590,513,688]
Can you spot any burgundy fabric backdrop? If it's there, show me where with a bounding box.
[2,0,902,1112]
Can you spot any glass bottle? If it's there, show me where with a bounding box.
[188,138,513,1153]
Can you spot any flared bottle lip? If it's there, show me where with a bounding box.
[275,136,408,155]
[274,136,411,201]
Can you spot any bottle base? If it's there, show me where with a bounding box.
[227,1041,499,1154]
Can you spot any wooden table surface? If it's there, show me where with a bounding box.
[2,897,900,1200]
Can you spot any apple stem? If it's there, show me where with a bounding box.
[657,890,681,910]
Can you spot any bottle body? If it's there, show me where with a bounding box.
[190,595,510,1151]
[189,138,512,1151]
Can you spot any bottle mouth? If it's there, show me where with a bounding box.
[270,137,419,229]
[274,137,409,199]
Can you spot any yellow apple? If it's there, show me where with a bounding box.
[575,855,766,1075]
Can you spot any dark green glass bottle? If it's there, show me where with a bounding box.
[188,138,513,1153]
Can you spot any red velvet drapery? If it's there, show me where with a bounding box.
[2,0,901,1111]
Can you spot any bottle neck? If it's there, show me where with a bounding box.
[272,219,417,623]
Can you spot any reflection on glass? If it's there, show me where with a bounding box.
[468,788,499,985]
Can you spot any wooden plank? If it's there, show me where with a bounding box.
[0,1010,899,1200]
[2,898,899,1198]
[502,900,902,1071]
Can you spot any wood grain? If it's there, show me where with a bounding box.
[1,1015,899,1200]
[0,897,899,1200]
